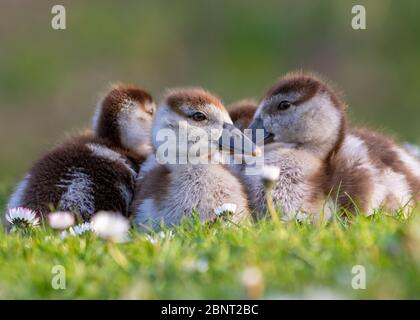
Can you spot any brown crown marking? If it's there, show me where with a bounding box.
[165,88,225,113]
[96,84,153,147]
[103,83,153,111]
[228,99,258,120]
[228,99,258,129]
[264,71,346,110]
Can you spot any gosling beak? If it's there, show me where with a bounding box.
[218,122,260,156]
[248,117,274,145]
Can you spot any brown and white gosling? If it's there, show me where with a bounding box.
[244,72,345,222]
[6,84,155,223]
[246,72,420,220]
[228,99,258,131]
[132,88,258,229]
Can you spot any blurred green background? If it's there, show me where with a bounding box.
[1,0,419,184]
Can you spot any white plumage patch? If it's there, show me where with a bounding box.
[396,147,420,178]
[341,135,384,213]
[341,135,370,164]
[382,169,412,209]
[341,135,414,215]
[7,174,31,209]
[57,169,95,216]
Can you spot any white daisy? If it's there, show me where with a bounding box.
[260,165,280,183]
[59,231,69,240]
[91,211,130,242]
[214,203,237,216]
[294,211,309,222]
[195,259,209,273]
[241,266,263,287]
[145,230,175,245]
[158,230,175,239]
[48,211,75,230]
[241,266,264,299]
[5,207,40,228]
[184,258,209,273]
[60,222,92,240]
[145,234,159,245]
[71,222,92,235]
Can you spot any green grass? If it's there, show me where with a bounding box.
[1,184,420,299]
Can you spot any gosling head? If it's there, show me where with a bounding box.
[152,88,258,164]
[249,72,346,157]
[93,83,155,153]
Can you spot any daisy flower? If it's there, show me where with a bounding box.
[158,230,175,239]
[145,234,159,245]
[145,230,175,245]
[5,207,40,229]
[195,259,209,273]
[60,222,92,240]
[184,258,209,273]
[48,211,75,230]
[259,165,281,223]
[91,211,130,243]
[260,165,280,185]
[241,266,264,299]
[295,211,309,223]
[71,222,92,235]
[214,203,237,216]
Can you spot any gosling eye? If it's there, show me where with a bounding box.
[278,100,292,111]
[191,112,207,122]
